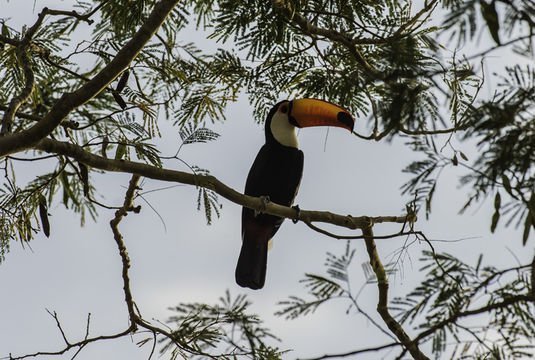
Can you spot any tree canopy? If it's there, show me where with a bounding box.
[1,0,534,359]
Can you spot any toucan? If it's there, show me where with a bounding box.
[235,98,354,289]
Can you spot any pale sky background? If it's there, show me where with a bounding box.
[1,1,533,360]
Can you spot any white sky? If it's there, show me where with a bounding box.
[0,1,533,359]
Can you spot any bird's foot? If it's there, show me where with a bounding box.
[292,205,300,224]
[254,195,270,217]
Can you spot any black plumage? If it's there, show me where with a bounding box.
[235,102,303,289]
[235,99,354,290]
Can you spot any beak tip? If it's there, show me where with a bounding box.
[337,111,355,131]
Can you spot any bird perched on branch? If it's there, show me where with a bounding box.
[236,98,354,289]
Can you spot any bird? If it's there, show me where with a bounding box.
[235,98,354,289]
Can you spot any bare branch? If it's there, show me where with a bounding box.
[298,341,400,360]
[361,225,430,360]
[45,310,70,345]
[8,327,134,360]
[304,220,422,240]
[109,174,141,324]
[34,137,411,231]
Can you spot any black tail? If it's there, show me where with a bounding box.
[235,238,268,290]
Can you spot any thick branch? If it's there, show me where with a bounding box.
[34,137,410,230]
[0,0,180,156]
[362,225,430,360]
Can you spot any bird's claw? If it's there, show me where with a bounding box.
[254,195,270,217]
[292,205,300,224]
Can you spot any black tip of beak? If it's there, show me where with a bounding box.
[337,111,354,131]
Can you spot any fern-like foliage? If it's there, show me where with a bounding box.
[392,251,535,359]
[459,65,535,243]
[0,159,97,262]
[179,123,221,145]
[161,290,284,359]
[192,166,221,225]
[401,136,450,219]
[276,241,397,323]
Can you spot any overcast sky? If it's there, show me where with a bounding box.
[1,1,533,360]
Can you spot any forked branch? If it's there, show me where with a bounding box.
[361,224,430,360]
[34,137,412,231]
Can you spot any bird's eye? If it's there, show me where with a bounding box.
[280,104,288,113]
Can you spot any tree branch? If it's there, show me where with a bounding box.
[361,225,430,360]
[0,34,19,46]
[33,137,410,230]
[0,104,80,129]
[8,327,134,360]
[412,293,535,345]
[299,341,401,360]
[108,174,225,358]
[0,0,180,156]
[270,0,381,77]
[35,1,111,26]
[109,174,141,325]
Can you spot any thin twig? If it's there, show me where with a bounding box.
[46,310,70,345]
[298,341,400,360]
[412,293,535,345]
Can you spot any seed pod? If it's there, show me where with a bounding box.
[116,70,130,92]
[79,162,89,197]
[38,195,50,237]
[112,91,127,109]
[452,154,458,166]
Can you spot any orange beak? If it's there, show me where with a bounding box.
[290,98,354,132]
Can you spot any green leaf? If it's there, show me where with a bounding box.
[1,23,9,37]
[179,123,220,145]
[494,191,501,211]
[501,174,513,197]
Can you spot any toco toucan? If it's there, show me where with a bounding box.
[235,98,354,289]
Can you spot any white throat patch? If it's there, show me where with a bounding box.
[270,111,299,148]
